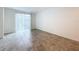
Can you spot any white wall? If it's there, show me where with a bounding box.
[31,13,36,29]
[4,8,16,33]
[35,8,79,41]
[0,8,4,38]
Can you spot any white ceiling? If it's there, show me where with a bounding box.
[11,7,48,13]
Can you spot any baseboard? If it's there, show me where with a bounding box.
[4,32,14,36]
[34,28,78,42]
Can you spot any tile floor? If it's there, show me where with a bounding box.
[0,29,79,51]
[32,29,79,51]
[0,30,32,51]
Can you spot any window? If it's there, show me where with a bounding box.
[15,14,31,32]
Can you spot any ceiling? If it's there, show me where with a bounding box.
[11,7,48,13]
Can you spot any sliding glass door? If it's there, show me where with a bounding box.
[15,14,31,32]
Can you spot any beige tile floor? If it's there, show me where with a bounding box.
[0,30,32,51]
[32,29,79,51]
[0,29,79,51]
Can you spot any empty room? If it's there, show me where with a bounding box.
[0,7,79,51]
